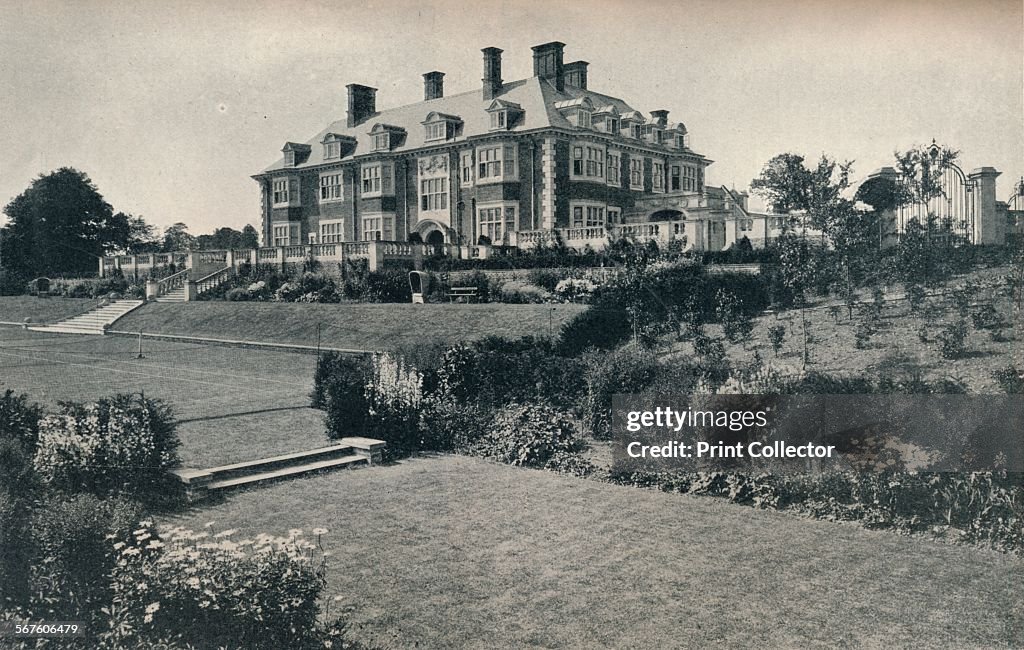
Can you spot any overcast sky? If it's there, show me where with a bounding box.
[1,0,1021,233]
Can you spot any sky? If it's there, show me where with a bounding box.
[0,0,1021,233]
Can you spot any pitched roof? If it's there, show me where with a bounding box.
[259,76,704,174]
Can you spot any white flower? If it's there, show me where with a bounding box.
[145,602,161,614]
[312,527,328,536]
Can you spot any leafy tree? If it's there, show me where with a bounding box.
[161,222,196,252]
[0,168,140,277]
[104,212,161,254]
[195,226,260,250]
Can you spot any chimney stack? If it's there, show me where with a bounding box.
[423,71,445,101]
[482,47,503,100]
[650,110,669,126]
[532,41,565,92]
[346,84,377,128]
[564,61,588,89]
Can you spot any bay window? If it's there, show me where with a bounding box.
[477,204,516,243]
[361,214,394,241]
[420,177,448,212]
[476,144,517,183]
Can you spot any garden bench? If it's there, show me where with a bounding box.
[447,286,479,303]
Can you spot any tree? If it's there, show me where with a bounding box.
[0,168,131,278]
[103,212,161,254]
[161,223,196,252]
[750,152,853,235]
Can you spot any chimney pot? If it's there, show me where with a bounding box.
[482,47,503,100]
[565,61,589,89]
[532,41,566,92]
[346,84,377,128]
[423,71,445,100]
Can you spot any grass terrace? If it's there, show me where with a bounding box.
[0,295,102,325]
[163,455,1024,649]
[113,301,587,350]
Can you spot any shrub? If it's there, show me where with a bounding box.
[470,403,577,467]
[30,494,142,617]
[0,268,30,296]
[528,267,564,293]
[498,280,552,304]
[0,489,32,606]
[0,388,43,449]
[108,525,327,649]
[556,306,631,355]
[417,396,492,452]
[581,347,658,438]
[906,283,927,311]
[224,287,250,301]
[544,450,597,478]
[993,366,1024,394]
[32,394,179,502]
[364,269,412,302]
[716,289,754,344]
[321,354,372,439]
[854,319,874,349]
[937,320,968,359]
[553,277,597,303]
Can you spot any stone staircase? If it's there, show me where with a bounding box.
[28,299,145,335]
[157,286,188,302]
[171,437,386,501]
[150,265,233,302]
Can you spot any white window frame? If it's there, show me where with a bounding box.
[630,124,642,139]
[420,177,449,212]
[670,165,681,191]
[323,141,341,160]
[489,110,507,130]
[570,201,606,228]
[476,143,516,184]
[361,213,394,241]
[319,172,343,203]
[272,224,290,247]
[425,121,447,142]
[652,162,665,193]
[577,110,592,129]
[272,177,299,207]
[607,150,620,186]
[320,219,345,244]
[284,150,296,167]
[372,132,390,152]
[605,117,619,135]
[476,202,517,244]
[572,143,605,181]
[460,150,474,186]
[360,162,393,197]
[629,158,644,190]
[607,207,621,224]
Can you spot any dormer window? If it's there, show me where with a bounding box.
[422,112,462,142]
[578,110,592,129]
[607,118,619,135]
[486,99,522,132]
[368,124,405,152]
[320,133,355,161]
[554,97,595,130]
[281,142,311,168]
[631,124,642,139]
[324,141,340,159]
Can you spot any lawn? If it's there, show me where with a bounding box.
[0,329,324,467]
[112,301,588,351]
[163,455,1024,649]
[0,295,101,324]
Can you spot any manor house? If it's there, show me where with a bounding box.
[252,42,773,254]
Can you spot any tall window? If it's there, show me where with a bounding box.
[272,224,290,246]
[606,118,619,135]
[272,179,290,205]
[460,151,474,185]
[671,166,681,191]
[319,173,343,202]
[572,204,605,228]
[572,145,604,180]
[361,163,393,196]
[653,162,665,192]
[372,133,389,152]
[577,110,592,128]
[323,141,340,160]
[630,124,642,139]
[478,205,515,242]
[477,144,516,183]
[630,158,643,188]
[361,215,393,241]
[607,152,620,185]
[420,177,448,212]
[682,166,696,192]
[320,219,345,243]
[607,208,621,224]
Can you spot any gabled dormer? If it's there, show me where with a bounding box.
[320,133,357,160]
[486,99,522,131]
[282,142,312,167]
[620,111,645,140]
[421,111,463,142]
[554,96,594,129]
[642,123,664,145]
[368,123,406,152]
[665,123,690,150]
[593,105,620,135]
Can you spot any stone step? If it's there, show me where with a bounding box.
[174,444,357,484]
[27,325,104,335]
[206,454,367,490]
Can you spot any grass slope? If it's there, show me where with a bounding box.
[0,296,101,324]
[114,302,587,351]
[164,455,1024,649]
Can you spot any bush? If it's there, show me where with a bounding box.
[581,347,658,439]
[0,268,30,296]
[554,277,597,303]
[854,319,874,349]
[0,388,43,449]
[716,289,754,344]
[470,403,577,467]
[321,354,372,439]
[528,268,565,293]
[417,396,492,452]
[364,269,412,302]
[937,320,968,359]
[993,366,1024,394]
[0,489,33,605]
[30,494,142,617]
[224,287,250,301]
[107,524,327,649]
[32,394,179,502]
[557,306,631,355]
[497,280,552,304]
[363,352,424,458]
[767,325,786,357]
